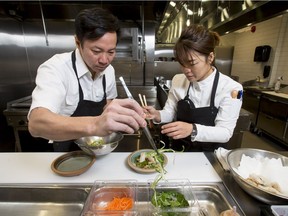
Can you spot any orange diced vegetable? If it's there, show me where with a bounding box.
[103,197,133,211]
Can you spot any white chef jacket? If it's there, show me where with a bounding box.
[159,67,243,143]
[28,49,117,118]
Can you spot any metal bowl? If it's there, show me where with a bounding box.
[75,132,123,156]
[227,148,288,205]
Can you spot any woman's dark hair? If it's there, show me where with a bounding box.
[75,7,120,44]
[174,24,220,66]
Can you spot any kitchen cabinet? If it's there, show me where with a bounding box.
[242,88,261,128]
[256,93,288,145]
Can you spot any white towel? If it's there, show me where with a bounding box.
[214,147,231,171]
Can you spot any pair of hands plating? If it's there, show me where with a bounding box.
[231,90,243,99]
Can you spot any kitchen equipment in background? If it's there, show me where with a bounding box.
[274,76,283,92]
[3,96,52,152]
[263,65,270,78]
[215,46,234,77]
[154,44,181,81]
[254,45,271,62]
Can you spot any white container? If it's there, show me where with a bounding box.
[274,76,283,92]
[271,205,288,216]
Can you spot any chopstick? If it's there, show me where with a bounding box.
[143,95,148,106]
[138,93,154,129]
[138,94,147,107]
[138,94,145,107]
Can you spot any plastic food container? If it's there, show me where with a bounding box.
[81,180,138,216]
[147,179,200,215]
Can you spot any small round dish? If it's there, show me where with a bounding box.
[51,151,96,177]
[127,149,168,174]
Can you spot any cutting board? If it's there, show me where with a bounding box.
[0,152,221,184]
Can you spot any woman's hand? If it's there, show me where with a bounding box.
[143,106,161,122]
[161,121,193,139]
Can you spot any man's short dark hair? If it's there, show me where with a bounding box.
[75,7,120,44]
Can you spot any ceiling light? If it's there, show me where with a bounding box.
[170,1,176,7]
[187,9,193,15]
[198,7,203,17]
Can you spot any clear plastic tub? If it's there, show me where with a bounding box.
[81,180,138,216]
[147,179,201,215]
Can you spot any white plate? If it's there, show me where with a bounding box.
[127,149,168,174]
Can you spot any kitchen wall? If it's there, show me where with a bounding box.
[220,13,288,86]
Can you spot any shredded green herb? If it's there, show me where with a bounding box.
[147,142,188,214]
[150,142,184,189]
[87,138,104,147]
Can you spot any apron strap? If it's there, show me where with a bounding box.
[210,69,219,107]
[184,83,192,100]
[71,50,84,101]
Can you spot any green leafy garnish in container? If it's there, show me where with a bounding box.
[151,191,189,208]
[148,143,188,215]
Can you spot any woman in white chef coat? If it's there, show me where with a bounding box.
[145,24,243,151]
[28,8,146,151]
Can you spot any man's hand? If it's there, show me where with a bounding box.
[95,99,147,136]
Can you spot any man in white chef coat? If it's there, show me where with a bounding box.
[28,7,146,151]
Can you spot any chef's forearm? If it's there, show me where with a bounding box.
[28,107,94,141]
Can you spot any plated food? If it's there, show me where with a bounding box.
[127,149,168,173]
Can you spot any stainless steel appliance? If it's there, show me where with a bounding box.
[3,96,52,152]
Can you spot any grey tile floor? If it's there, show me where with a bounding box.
[241,131,287,152]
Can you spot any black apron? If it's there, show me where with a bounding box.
[171,70,227,152]
[53,50,107,152]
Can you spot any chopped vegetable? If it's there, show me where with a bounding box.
[134,151,166,171]
[87,138,104,147]
[151,191,189,208]
[103,197,133,211]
